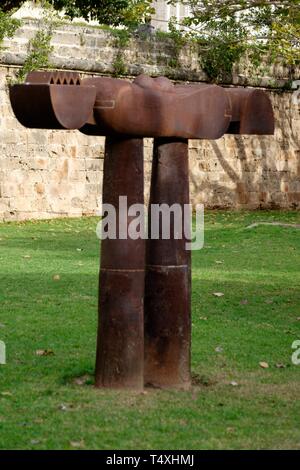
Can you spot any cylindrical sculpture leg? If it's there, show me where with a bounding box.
[95,136,145,390]
[145,138,191,390]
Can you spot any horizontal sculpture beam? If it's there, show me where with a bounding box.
[10,72,274,138]
[80,75,231,139]
[225,88,275,135]
[10,72,96,130]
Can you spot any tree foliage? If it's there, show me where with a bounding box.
[1,1,24,13]
[1,0,155,26]
[168,0,300,81]
[0,3,21,47]
[2,1,298,83]
[54,0,154,26]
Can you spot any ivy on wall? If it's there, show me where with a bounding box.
[1,1,155,81]
[2,1,299,84]
[0,2,57,83]
[111,28,131,77]
[16,5,57,82]
[0,9,20,48]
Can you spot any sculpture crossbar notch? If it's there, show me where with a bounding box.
[10,72,274,390]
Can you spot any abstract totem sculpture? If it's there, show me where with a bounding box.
[10,72,274,391]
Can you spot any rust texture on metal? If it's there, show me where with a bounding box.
[145,138,191,390]
[9,71,275,138]
[8,71,275,391]
[225,88,274,135]
[95,137,145,390]
[10,72,96,130]
[81,75,232,139]
[25,71,82,85]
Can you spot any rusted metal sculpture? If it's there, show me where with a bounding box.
[145,137,191,390]
[95,136,145,390]
[10,71,274,390]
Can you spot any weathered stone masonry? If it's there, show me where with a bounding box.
[0,19,299,221]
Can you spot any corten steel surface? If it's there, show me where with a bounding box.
[9,70,275,391]
[95,137,145,390]
[145,138,191,390]
[10,72,275,139]
[80,75,231,139]
[9,72,96,130]
[225,88,275,135]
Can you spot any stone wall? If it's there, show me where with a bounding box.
[0,19,299,221]
[190,91,300,210]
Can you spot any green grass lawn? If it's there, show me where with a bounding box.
[0,210,300,450]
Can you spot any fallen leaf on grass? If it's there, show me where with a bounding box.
[36,349,54,357]
[1,391,13,397]
[226,427,235,433]
[275,363,286,369]
[52,274,60,281]
[215,260,223,264]
[199,316,208,321]
[70,440,85,449]
[230,381,239,387]
[30,439,41,445]
[213,292,224,297]
[215,346,223,353]
[259,362,269,369]
[59,404,68,411]
[22,255,31,259]
[73,375,91,386]
[76,248,83,252]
